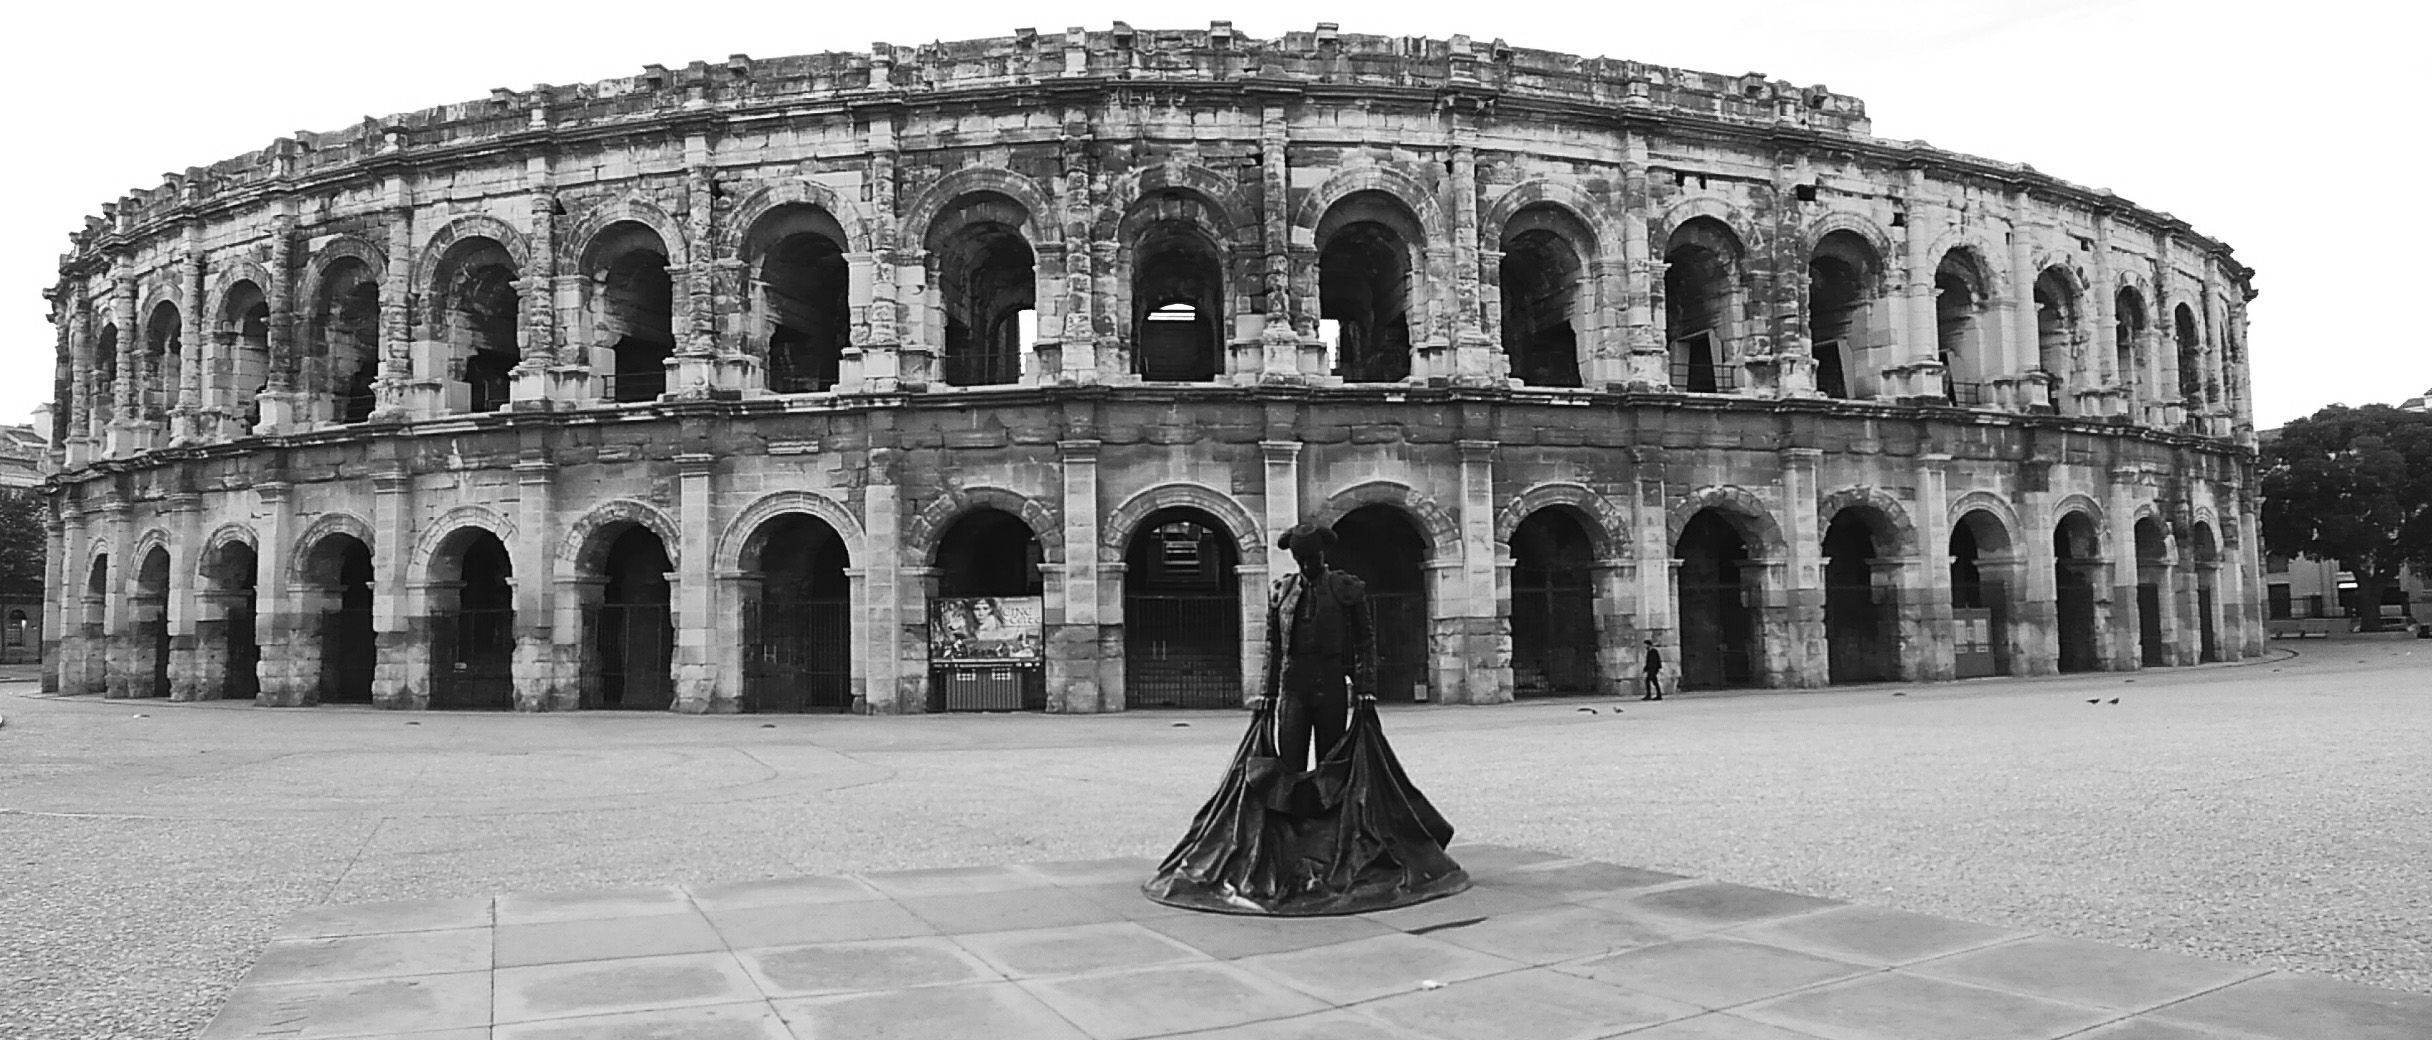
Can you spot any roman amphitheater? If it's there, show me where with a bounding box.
[34,23,2259,714]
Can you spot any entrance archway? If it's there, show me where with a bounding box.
[1822,509,1897,684]
[931,507,1045,710]
[2135,517,2171,667]
[1949,511,2015,677]
[2191,522,2222,662]
[2054,512,2103,673]
[200,540,260,702]
[1510,508,1599,696]
[588,526,674,710]
[134,545,171,698]
[1122,510,1241,708]
[429,529,514,710]
[740,514,852,713]
[1330,505,1430,702]
[1674,510,1758,689]
[300,533,375,704]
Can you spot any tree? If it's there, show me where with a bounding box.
[2259,404,2432,631]
[0,486,46,656]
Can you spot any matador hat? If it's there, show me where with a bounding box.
[1277,521,1339,552]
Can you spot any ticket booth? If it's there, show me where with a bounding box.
[929,596,1045,711]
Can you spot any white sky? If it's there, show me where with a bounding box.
[4,0,2413,430]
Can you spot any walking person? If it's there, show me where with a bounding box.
[1641,638,1664,700]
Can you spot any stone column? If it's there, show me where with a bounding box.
[164,494,204,700]
[1452,439,1509,702]
[863,113,907,393]
[516,180,562,408]
[1778,448,1826,686]
[1235,561,1269,705]
[65,292,94,467]
[862,448,911,712]
[1446,136,1496,386]
[1632,457,1675,683]
[1896,172,1940,401]
[253,481,301,705]
[174,226,207,444]
[1052,123,1098,384]
[369,184,417,423]
[1252,102,1302,383]
[1913,453,1955,680]
[41,513,67,693]
[1052,438,1103,711]
[2004,195,2037,409]
[256,211,300,434]
[369,465,418,707]
[2108,468,2143,670]
[512,458,560,710]
[1766,172,1815,397]
[672,452,723,711]
[1977,552,2032,676]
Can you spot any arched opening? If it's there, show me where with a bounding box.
[431,238,521,414]
[2135,517,2172,667]
[1330,505,1431,702]
[82,555,109,673]
[429,529,514,710]
[586,223,675,403]
[748,206,851,394]
[1675,510,1759,689]
[135,545,171,698]
[2114,287,2148,405]
[2191,522,2223,663]
[1131,218,1224,382]
[1822,509,1898,684]
[220,281,271,430]
[308,260,382,424]
[931,194,1037,387]
[1499,206,1590,388]
[91,324,119,429]
[1935,251,1991,406]
[200,540,259,702]
[1948,511,2016,677]
[1510,508,1600,696]
[143,302,182,424]
[1318,191,1422,383]
[2054,512,2103,673]
[2174,303,2204,410]
[2034,269,2080,413]
[931,507,1045,710]
[587,525,674,710]
[299,533,375,704]
[1808,231,1884,400]
[739,514,852,713]
[1122,509,1241,708]
[1665,218,1742,392]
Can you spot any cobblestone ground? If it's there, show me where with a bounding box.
[3,638,2427,1039]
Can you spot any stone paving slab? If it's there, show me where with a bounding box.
[201,842,2432,1040]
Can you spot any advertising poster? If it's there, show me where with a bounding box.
[930,596,1044,663]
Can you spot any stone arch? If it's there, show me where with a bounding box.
[557,498,683,574]
[2114,266,2157,299]
[1816,486,1918,557]
[303,235,389,288]
[1946,491,2023,550]
[715,490,868,572]
[565,193,692,275]
[412,504,518,576]
[288,511,376,585]
[906,486,1063,566]
[1665,486,1786,557]
[720,179,874,257]
[1291,164,1450,240]
[1481,180,1617,260]
[415,213,531,292]
[899,166,1058,251]
[1104,161,1257,244]
[1494,482,1629,560]
[1098,483,1265,565]
[1650,196,1761,256]
[2051,493,2108,537]
[1801,210,1897,265]
[209,260,276,320]
[2030,254,2092,297]
[201,522,259,561]
[1312,480,1460,554]
[1927,237,2007,301]
[129,527,176,576]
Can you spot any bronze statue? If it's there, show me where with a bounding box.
[1143,522,1470,915]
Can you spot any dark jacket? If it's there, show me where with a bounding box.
[1265,568,1378,698]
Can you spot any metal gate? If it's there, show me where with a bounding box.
[224,604,260,702]
[598,602,674,710]
[2198,588,2219,662]
[1124,591,1240,708]
[142,615,170,698]
[1677,581,1755,689]
[321,603,375,703]
[2138,583,2166,666]
[744,595,851,713]
[1511,583,1598,696]
[431,606,515,710]
[1367,592,1428,702]
[1825,581,1892,684]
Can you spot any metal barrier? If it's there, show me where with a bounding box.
[1124,591,1241,708]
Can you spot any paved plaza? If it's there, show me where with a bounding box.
[4,638,2430,1038]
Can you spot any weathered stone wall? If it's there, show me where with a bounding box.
[38,24,2262,712]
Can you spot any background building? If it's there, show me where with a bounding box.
[37,24,2261,712]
